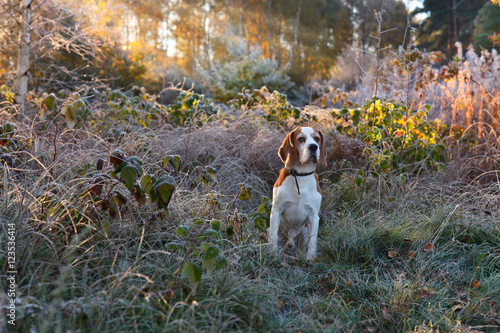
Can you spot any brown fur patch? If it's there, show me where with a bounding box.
[314,172,321,194]
[278,127,301,168]
[313,128,327,167]
[274,168,290,188]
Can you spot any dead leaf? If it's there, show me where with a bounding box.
[473,280,481,288]
[388,250,397,258]
[165,290,175,300]
[404,238,412,242]
[382,307,391,320]
[416,289,431,299]
[277,299,284,310]
[348,281,353,287]
[423,243,436,252]
[408,251,415,259]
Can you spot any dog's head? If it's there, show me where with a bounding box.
[278,127,327,169]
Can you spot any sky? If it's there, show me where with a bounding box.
[403,0,423,12]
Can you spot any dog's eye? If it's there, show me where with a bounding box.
[298,137,305,143]
[314,137,320,143]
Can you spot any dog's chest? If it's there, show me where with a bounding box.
[273,175,321,228]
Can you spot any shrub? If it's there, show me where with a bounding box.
[409,44,500,139]
[231,86,316,126]
[332,98,446,174]
[198,40,293,102]
[164,91,218,127]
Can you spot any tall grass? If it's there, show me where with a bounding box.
[1,104,500,332]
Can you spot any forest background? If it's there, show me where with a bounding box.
[1,0,499,105]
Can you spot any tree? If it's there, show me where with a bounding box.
[473,2,500,52]
[413,0,488,57]
[15,0,32,110]
[1,0,103,110]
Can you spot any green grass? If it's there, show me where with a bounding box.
[1,117,500,333]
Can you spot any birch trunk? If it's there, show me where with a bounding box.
[289,0,303,70]
[15,0,33,111]
[192,0,196,74]
[268,0,273,59]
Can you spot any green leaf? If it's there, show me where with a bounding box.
[215,257,228,269]
[254,217,267,231]
[176,225,189,237]
[202,258,215,274]
[203,228,218,238]
[40,94,57,120]
[210,219,221,232]
[42,94,57,110]
[155,180,176,209]
[200,242,210,253]
[140,174,153,192]
[60,99,79,129]
[203,245,221,260]
[167,242,186,252]
[109,191,128,206]
[193,218,208,225]
[149,187,158,202]
[120,165,139,192]
[128,156,143,176]
[205,166,217,176]
[355,177,363,186]
[4,122,17,134]
[181,262,202,286]
[424,104,431,113]
[163,155,182,170]
[112,161,127,178]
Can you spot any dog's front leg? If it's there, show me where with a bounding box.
[306,214,319,260]
[268,207,282,253]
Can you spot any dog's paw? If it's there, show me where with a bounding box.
[269,242,279,255]
[306,252,316,261]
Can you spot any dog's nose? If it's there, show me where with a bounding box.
[308,144,318,152]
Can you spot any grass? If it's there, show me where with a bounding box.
[1,108,500,333]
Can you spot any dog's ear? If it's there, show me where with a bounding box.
[318,129,327,167]
[278,128,300,168]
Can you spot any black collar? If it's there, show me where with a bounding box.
[287,168,314,195]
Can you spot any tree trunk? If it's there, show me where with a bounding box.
[239,0,244,37]
[15,0,33,111]
[452,0,458,48]
[268,0,273,59]
[277,15,282,66]
[289,0,303,71]
[191,0,196,74]
[447,0,452,57]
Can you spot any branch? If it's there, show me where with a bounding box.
[0,0,21,25]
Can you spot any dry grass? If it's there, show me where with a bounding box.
[1,91,500,332]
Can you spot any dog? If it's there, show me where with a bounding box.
[268,126,327,260]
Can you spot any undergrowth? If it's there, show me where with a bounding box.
[1,99,499,332]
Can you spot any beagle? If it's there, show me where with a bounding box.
[268,126,327,260]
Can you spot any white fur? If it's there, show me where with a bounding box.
[268,127,322,260]
[298,127,320,165]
